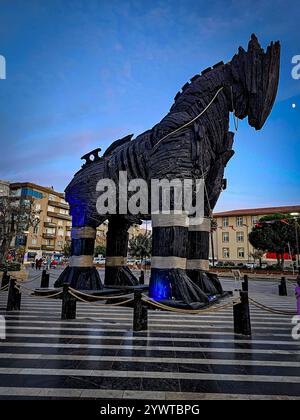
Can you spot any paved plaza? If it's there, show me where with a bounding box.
[0,270,299,400]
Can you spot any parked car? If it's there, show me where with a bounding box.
[93,257,106,265]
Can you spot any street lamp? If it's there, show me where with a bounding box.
[291,213,300,270]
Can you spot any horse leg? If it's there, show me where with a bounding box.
[55,223,103,290]
[149,213,209,307]
[186,217,223,297]
[104,216,139,287]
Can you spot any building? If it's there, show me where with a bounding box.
[0,180,10,197]
[211,205,300,264]
[9,182,72,263]
[6,182,148,262]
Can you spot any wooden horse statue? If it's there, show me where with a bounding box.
[55,35,280,308]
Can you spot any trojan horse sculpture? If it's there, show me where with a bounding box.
[56,35,280,308]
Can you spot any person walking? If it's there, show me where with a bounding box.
[296,277,300,316]
[37,258,43,271]
[35,258,39,271]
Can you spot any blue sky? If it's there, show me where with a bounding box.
[0,0,299,211]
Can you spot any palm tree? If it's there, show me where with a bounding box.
[129,232,152,271]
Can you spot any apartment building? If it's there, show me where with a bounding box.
[211,205,300,264]
[9,182,72,263]
[0,180,10,197]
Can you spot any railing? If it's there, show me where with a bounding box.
[47,211,72,221]
[41,245,55,251]
[42,233,56,239]
[48,200,69,210]
[44,222,57,228]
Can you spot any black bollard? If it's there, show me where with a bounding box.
[233,291,252,336]
[1,270,10,288]
[133,290,148,331]
[6,279,21,311]
[242,275,249,292]
[61,284,77,320]
[279,277,288,297]
[40,270,50,288]
[139,270,145,285]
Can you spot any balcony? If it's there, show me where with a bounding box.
[44,222,56,228]
[43,233,56,240]
[47,211,72,221]
[41,245,55,251]
[48,200,69,210]
[28,246,41,251]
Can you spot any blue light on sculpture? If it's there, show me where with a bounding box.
[149,272,172,301]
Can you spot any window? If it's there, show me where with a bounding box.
[48,206,55,212]
[21,188,43,199]
[252,216,259,225]
[45,239,51,246]
[49,194,56,201]
[223,248,230,258]
[59,209,68,215]
[57,241,63,247]
[31,239,37,245]
[35,203,41,211]
[237,248,245,258]
[58,220,63,226]
[223,217,229,227]
[237,216,244,227]
[236,232,244,242]
[46,217,52,222]
[222,232,230,242]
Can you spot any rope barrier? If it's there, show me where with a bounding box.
[287,278,297,285]
[13,282,63,299]
[141,295,240,315]
[14,274,43,284]
[68,287,134,300]
[68,289,134,307]
[248,297,297,316]
[19,288,63,299]
[0,284,9,293]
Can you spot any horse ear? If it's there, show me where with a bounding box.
[247,34,262,53]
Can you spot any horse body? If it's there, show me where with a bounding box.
[56,35,280,307]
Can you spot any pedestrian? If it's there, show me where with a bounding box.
[296,277,300,316]
[35,258,39,271]
[38,258,43,271]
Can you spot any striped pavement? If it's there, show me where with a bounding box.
[0,277,299,400]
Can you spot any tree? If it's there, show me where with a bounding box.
[250,250,265,267]
[94,245,106,257]
[249,213,299,270]
[129,232,152,264]
[0,196,40,263]
[63,241,72,257]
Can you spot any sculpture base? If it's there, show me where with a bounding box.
[187,269,224,297]
[104,266,139,287]
[54,266,103,290]
[149,268,209,308]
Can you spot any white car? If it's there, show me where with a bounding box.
[93,258,106,265]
